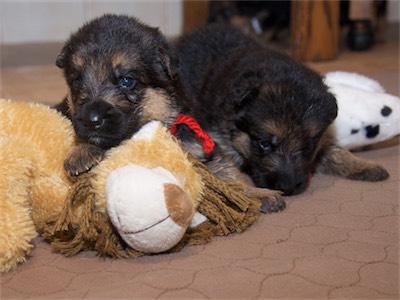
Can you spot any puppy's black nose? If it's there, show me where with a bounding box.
[80,100,113,130]
[82,111,105,129]
[276,182,295,196]
[277,176,308,196]
[90,112,105,128]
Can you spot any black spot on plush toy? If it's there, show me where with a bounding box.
[325,71,400,150]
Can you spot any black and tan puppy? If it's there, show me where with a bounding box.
[174,25,389,200]
[55,14,286,213]
[55,14,188,176]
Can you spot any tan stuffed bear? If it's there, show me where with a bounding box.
[0,99,75,272]
[0,99,259,273]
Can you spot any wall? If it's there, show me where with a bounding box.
[0,0,398,46]
[0,0,183,45]
[387,0,400,22]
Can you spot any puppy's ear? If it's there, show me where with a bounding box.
[231,77,261,108]
[234,88,259,108]
[156,45,179,80]
[56,51,65,69]
[304,92,338,127]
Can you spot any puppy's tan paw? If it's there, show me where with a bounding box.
[64,144,105,177]
[317,145,390,182]
[260,196,286,214]
[244,187,285,214]
[347,165,389,182]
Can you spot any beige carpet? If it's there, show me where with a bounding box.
[1,26,399,299]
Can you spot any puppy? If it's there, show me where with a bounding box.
[55,14,188,176]
[174,24,389,206]
[55,15,287,213]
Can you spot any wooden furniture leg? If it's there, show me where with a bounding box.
[291,0,340,62]
[182,0,210,33]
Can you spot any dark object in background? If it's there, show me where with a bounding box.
[208,0,290,42]
[347,20,375,51]
[208,0,388,51]
[344,0,388,50]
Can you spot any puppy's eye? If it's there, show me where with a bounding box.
[259,140,272,152]
[72,77,83,89]
[119,76,135,89]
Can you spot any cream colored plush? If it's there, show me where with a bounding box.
[0,99,75,273]
[0,99,206,273]
[0,99,258,274]
[87,120,205,254]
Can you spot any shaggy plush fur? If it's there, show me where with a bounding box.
[174,24,389,206]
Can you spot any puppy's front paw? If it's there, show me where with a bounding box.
[260,196,286,214]
[64,144,105,176]
[317,144,390,182]
[347,165,389,182]
[244,187,285,214]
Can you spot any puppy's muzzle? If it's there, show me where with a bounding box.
[252,166,310,196]
[75,100,126,149]
[83,110,105,129]
[274,172,310,196]
[80,100,112,130]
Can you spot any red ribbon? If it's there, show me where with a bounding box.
[170,114,215,153]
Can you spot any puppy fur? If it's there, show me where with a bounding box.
[55,15,287,213]
[174,24,389,205]
[55,14,189,176]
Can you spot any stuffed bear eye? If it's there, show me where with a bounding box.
[119,76,135,89]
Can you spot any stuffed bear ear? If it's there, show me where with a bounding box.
[55,51,65,69]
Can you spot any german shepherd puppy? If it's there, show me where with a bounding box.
[55,15,287,213]
[174,25,389,201]
[55,14,188,176]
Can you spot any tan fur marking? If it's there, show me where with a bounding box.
[72,53,84,68]
[263,121,286,140]
[304,119,324,137]
[233,132,252,159]
[141,88,171,122]
[67,94,76,116]
[112,52,132,70]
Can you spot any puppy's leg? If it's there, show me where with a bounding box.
[64,143,105,176]
[316,144,389,181]
[206,156,286,213]
[53,97,71,118]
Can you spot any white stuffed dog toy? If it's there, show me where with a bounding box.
[325,71,400,150]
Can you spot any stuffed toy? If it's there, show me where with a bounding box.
[0,100,74,273]
[47,119,259,257]
[0,99,260,272]
[325,71,400,150]
[0,99,259,273]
